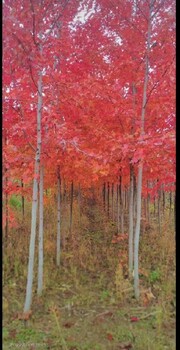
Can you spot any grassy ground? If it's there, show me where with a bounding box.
[3,197,176,349]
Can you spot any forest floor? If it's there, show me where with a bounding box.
[3,200,176,350]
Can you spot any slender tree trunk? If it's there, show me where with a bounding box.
[129,164,134,275]
[133,174,136,222]
[120,176,124,234]
[147,181,150,224]
[134,0,153,299]
[154,196,156,217]
[56,166,61,267]
[125,187,127,211]
[24,67,43,312]
[162,186,165,215]
[174,189,176,235]
[5,188,8,245]
[107,182,110,218]
[78,183,81,224]
[4,168,9,246]
[158,190,161,234]
[169,191,172,218]
[141,198,146,234]
[134,165,143,299]
[112,183,114,221]
[69,181,73,235]
[37,165,44,296]
[117,184,120,234]
[103,182,106,211]
[63,179,66,203]
[21,179,25,221]
[3,135,8,246]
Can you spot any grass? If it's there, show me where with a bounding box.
[3,195,176,350]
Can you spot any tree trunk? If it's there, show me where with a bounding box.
[107,182,110,218]
[4,171,9,245]
[120,176,124,234]
[56,166,61,267]
[169,191,172,218]
[63,179,67,203]
[158,189,161,235]
[162,187,165,215]
[147,181,150,224]
[37,165,44,296]
[174,189,176,235]
[69,181,74,235]
[78,183,81,224]
[112,183,114,221]
[103,182,106,211]
[154,196,156,217]
[21,179,25,221]
[134,0,153,299]
[24,67,43,312]
[128,164,134,275]
[5,190,8,245]
[117,183,120,234]
[133,174,136,222]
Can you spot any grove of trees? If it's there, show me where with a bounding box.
[3,0,175,341]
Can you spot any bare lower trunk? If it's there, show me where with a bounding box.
[120,176,124,234]
[117,184,120,234]
[133,176,136,222]
[174,189,176,235]
[56,166,61,267]
[78,183,81,224]
[24,69,42,312]
[169,191,172,218]
[162,188,165,215]
[147,181,150,224]
[21,179,25,221]
[134,165,143,299]
[154,197,156,217]
[112,183,114,221]
[128,164,134,275]
[5,174,8,245]
[37,165,44,296]
[107,182,110,218]
[158,190,161,235]
[103,183,106,211]
[69,181,73,235]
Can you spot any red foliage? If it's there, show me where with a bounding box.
[3,0,175,199]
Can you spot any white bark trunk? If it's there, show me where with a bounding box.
[128,164,134,275]
[134,1,153,299]
[24,70,42,312]
[37,165,44,296]
[56,166,61,267]
[134,165,143,298]
[112,183,114,221]
[78,183,81,224]
[117,184,120,233]
[69,181,73,235]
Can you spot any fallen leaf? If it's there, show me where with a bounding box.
[63,322,75,328]
[107,333,114,341]
[130,316,139,322]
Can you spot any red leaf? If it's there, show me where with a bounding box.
[130,316,139,322]
[107,333,114,341]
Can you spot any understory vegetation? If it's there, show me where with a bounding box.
[3,191,175,350]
